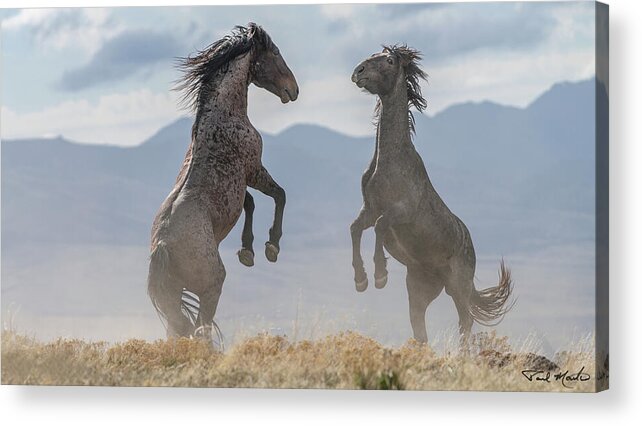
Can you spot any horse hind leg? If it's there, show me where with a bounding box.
[406,267,444,343]
[453,296,474,349]
[445,270,474,348]
[194,249,226,342]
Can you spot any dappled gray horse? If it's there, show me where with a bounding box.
[148,23,298,339]
[350,45,513,343]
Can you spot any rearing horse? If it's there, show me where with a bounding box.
[148,23,298,338]
[350,45,513,344]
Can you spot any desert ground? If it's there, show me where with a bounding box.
[1,330,605,392]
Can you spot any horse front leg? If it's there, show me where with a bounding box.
[237,191,255,267]
[373,205,414,289]
[351,207,375,292]
[248,166,285,262]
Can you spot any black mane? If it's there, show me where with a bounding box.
[174,23,276,112]
[374,44,428,135]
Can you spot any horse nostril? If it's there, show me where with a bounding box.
[357,66,365,74]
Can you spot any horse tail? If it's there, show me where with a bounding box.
[469,260,515,326]
[147,241,223,346]
[147,240,172,323]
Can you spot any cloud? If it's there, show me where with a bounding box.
[1,8,118,53]
[425,49,595,114]
[2,8,55,29]
[1,3,597,144]
[375,3,450,18]
[2,50,595,147]
[0,8,22,23]
[318,4,359,20]
[1,89,182,146]
[58,30,185,91]
[321,2,581,63]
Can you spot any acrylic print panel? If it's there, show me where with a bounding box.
[0,1,608,392]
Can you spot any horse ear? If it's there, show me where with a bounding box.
[382,45,391,53]
[383,45,413,67]
[247,22,267,48]
[397,49,414,67]
[246,22,258,39]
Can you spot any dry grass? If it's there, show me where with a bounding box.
[1,330,602,391]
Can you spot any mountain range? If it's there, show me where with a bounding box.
[0,78,601,348]
[1,78,597,255]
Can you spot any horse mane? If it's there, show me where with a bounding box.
[174,23,276,112]
[374,44,428,135]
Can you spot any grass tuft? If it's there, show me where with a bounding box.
[1,330,599,391]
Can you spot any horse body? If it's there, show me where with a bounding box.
[154,56,256,243]
[350,45,513,344]
[368,152,472,270]
[148,24,298,338]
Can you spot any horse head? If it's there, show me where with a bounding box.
[247,23,299,104]
[352,44,427,133]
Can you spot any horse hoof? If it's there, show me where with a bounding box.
[193,325,213,342]
[237,248,254,267]
[265,242,279,262]
[355,278,368,292]
[374,273,388,289]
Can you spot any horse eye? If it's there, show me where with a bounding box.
[273,47,280,55]
[387,58,394,65]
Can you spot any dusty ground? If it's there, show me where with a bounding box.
[1,331,604,392]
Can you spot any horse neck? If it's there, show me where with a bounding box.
[194,53,252,136]
[184,54,253,186]
[376,74,412,159]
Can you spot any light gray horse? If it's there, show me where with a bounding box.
[350,45,513,344]
[148,24,298,339]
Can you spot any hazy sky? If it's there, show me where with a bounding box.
[1,1,595,145]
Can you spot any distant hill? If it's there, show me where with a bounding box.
[0,78,603,347]
[1,78,598,256]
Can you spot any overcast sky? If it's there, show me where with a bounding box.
[1,1,596,146]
